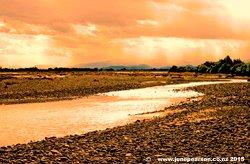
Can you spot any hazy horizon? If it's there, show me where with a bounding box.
[1,56,249,69]
[1,0,250,68]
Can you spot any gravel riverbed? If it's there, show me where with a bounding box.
[0,82,249,163]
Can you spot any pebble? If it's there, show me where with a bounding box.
[0,83,249,163]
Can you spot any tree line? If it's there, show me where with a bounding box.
[0,56,249,76]
[168,56,250,76]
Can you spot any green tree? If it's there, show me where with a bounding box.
[204,61,215,67]
[197,65,208,73]
[209,65,220,73]
[233,59,243,65]
[223,55,233,65]
[185,65,196,72]
[169,65,178,72]
[235,64,247,75]
[218,63,231,74]
[246,62,250,76]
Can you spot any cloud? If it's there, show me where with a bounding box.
[117,37,249,66]
[1,0,250,40]
[0,0,249,67]
[0,33,70,67]
[0,21,5,28]
[137,19,160,26]
[0,0,154,26]
[73,24,97,36]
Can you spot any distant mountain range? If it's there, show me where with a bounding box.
[102,64,152,70]
[75,61,112,68]
[75,62,197,71]
[76,61,153,70]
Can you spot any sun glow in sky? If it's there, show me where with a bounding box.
[0,0,249,67]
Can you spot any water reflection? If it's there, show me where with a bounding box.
[0,79,247,146]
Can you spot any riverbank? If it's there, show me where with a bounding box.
[0,72,240,104]
[0,82,249,163]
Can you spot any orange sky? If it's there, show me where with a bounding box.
[0,0,249,67]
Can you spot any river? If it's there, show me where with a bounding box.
[0,79,247,146]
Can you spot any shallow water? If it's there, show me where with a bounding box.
[0,79,247,146]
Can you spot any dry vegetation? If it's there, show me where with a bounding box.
[0,71,231,104]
